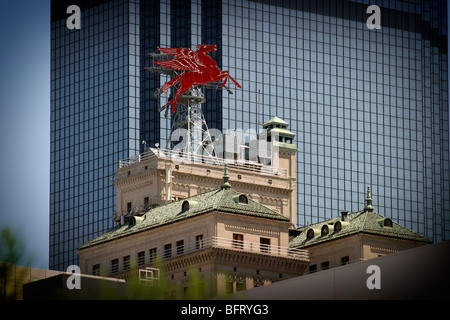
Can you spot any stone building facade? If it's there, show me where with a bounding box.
[78,167,309,298]
[77,116,432,298]
[113,116,298,226]
[78,118,308,297]
[290,187,433,274]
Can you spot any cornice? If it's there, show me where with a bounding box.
[115,170,161,187]
[162,247,309,273]
[224,223,280,238]
[121,180,153,194]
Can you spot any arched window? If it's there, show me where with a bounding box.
[238,194,248,204]
[182,200,198,211]
[182,200,190,211]
[307,229,315,239]
[321,225,329,236]
[383,218,393,228]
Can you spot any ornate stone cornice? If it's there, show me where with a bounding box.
[370,246,398,255]
[224,224,280,238]
[115,170,160,187]
[162,247,309,274]
[121,180,153,194]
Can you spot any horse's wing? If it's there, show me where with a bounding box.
[154,59,196,71]
[157,47,192,57]
[155,47,202,71]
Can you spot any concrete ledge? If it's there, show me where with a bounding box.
[230,240,450,300]
[23,273,128,300]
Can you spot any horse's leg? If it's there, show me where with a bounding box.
[161,74,182,93]
[221,76,228,88]
[218,71,241,89]
[166,73,197,113]
[226,74,242,88]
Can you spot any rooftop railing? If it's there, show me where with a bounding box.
[118,148,287,177]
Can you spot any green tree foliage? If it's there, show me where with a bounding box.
[0,226,33,299]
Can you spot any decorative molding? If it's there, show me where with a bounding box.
[229,273,246,283]
[121,180,153,194]
[370,246,398,255]
[197,186,215,193]
[171,182,191,191]
[115,171,160,187]
[259,195,284,206]
[162,247,308,273]
[253,277,265,287]
[310,246,355,261]
[224,224,280,237]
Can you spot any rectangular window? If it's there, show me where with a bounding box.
[321,261,329,270]
[253,279,263,288]
[236,282,245,292]
[164,243,172,258]
[111,258,119,274]
[127,202,132,213]
[137,251,145,266]
[123,255,130,270]
[225,281,233,294]
[232,234,244,249]
[92,263,100,276]
[144,197,149,209]
[176,240,184,255]
[260,238,271,253]
[341,256,350,265]
[149,248,157,262]
[195,234,204,249]
[309,264,317,273]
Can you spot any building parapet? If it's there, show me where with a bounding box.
[90,236,308,278]
[118,148,287,177]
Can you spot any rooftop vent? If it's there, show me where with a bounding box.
[341,211,349,221]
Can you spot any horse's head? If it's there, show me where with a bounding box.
[196,44,217,53]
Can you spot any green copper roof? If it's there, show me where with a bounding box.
[262,116,297,151]
[80,184,288,250]
[290,186,432,248]
[263,116,290,127]
[290,210,432,249]
[273,140,298,151]
[269,127,296,137]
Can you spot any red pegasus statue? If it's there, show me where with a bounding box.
[154,44,242,113]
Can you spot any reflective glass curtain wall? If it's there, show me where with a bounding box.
[50,0,142,270]
[50,0,449,271]
[219,0,449,241]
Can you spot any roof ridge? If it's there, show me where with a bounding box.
[290,209,432,249]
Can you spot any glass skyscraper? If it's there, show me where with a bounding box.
[50,0,449,271]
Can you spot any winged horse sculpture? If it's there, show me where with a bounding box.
[153,44,242,113]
